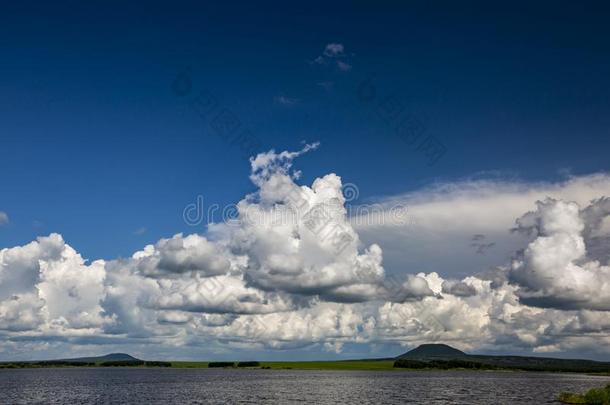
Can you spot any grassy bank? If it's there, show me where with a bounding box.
[559,383,610,404]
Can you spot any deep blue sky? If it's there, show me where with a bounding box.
[2,0,610,260]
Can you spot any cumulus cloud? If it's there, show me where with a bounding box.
[0,234,113,336]
[131,234,231,278]
[509,198,610,310]
[581,197,610,264]
[1,148,610,360]
[213,143,392,302]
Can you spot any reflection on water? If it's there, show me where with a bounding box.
[1,368,608,404]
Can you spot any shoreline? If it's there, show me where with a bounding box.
[1,360,609,374]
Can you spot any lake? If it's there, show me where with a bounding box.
[1,368,608,404]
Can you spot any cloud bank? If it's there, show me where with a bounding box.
[1,147,610,360]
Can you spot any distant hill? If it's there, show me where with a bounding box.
[0,353,176,369]
[396,344,610,372]
[398,344,466,359]
[60,353,140,363]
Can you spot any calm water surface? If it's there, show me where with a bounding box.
[0,368,608,404]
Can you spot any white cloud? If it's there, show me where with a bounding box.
[323,43,344,58]
[354,174,610,278]
[0,212,8,226]
[336,61,352,71]
[1,149,610,360]
[0,234,113,336]
[212,144,392,302]
[509,198,610,310]
[131,234,231,278]
[274,95,299,106]
[312,43,353,73]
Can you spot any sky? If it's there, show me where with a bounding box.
[1,1,610,361]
